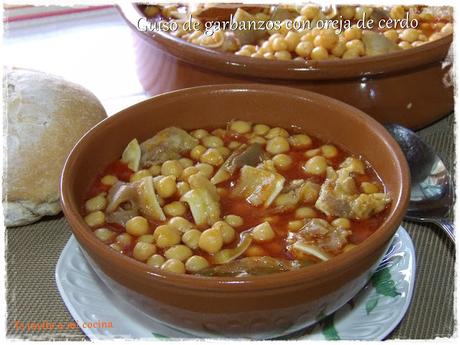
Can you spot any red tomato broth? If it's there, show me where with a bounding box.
[82,122,391,272]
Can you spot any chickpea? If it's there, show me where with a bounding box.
[241,45,257,53]
[200,148,224,166]
[345,40,364,55]
[314,29,339,50]
[321,144,338,158]
[342,48,360,59]
[339,6,355,20]
[300,4,320,20]
[258,41,273,54]
[274,50,292,61]
[331,40,346,58]
[85,193,107,212]
[418,34,428,42]
[161,258,186,274]
[149,165,161,176]
[289,134,312,148]
[271,37,288,52]
[285,31,300,51]
[236,50,251,57]
[288,220,304,232]
[84,211,105,228]
[164,244,193,262]
[101,175,118,186]
[202,135,224,148]
[133,242,157,262]
[94,228,116,243]
[245,245,268,257]
[147,254,166,268]
[161,160,183,178]
[223,214,244,228]
[230,120,252,134]
[228,141,241,150]
[355,6,373,20]
[182,229,202,249]
[398,41,412,50]
[154,224,181,248]
[190,144,207,160]
[130,169,151,182]
[191,129,209,139]
[384,30,399,43]
[390,5,405,20]
[303,156,328,175]
[310,46,328,60]
[295,207,316,219]
[168,216,193,232]
[213,221,235,244]
[177,181,191,196]
[138,234,155,243]
[181,166,199,181]
[163,201,187,217]
[217,146,231,158]
[273,153,293,170]
[399,29,419,43]
[412,41,425,47]
[301,32,315,42]
[185,255,210,273]
[305,148,320,158]
[248,136,267,144]
[332,218,351,229]
[252,222,275,242]
[126,216,150,236]
[195,163,214,179]
[116,233,133,248]
[179,158,194,168]
[253,124,270,136]
[155,175,177,198]
[199,228,223,254]
[265,127,289,139]
[344,26,362,41]
[295,40,314,58]
[266,136,290,155]
[361,182,380,194]
[428,33,443,42]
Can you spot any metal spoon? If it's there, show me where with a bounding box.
[385,124,454,242]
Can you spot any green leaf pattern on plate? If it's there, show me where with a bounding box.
[321,314,340,340]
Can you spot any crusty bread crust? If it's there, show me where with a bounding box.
[3,68,107,227]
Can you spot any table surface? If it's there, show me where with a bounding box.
[4,5,455,341]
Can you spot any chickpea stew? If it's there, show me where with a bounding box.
[83,121,391,276]
[141,4,453,62]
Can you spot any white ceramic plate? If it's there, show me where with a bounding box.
[56,226,415,340]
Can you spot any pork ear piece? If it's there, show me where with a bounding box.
[211,143,266,184]
[105,176,165,223]
[140,127,198,167]
[181,174,221,227]
[121,139,141,172]
[231,8,267,46]
[362,30,400,57]
[232,165,285,207]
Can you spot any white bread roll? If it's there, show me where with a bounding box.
[3,68,107,227]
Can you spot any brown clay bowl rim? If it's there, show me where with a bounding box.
[117,3,453,80]
[61,84,410,292]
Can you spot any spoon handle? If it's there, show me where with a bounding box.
[432,218,455,243]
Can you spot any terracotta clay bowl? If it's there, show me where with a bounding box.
[61,84,410,339]
[117,4,453,130]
